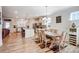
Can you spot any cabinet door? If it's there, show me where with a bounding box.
[77,28,79,45]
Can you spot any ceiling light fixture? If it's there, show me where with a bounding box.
[45,6,48,18]
[42,6,52,28]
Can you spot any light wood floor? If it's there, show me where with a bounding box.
[0,32,49,53]
[0,32,79,53]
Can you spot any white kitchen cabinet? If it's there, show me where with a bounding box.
[77,27,79,46]
[25,29,34,38]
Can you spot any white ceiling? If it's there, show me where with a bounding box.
[2,6,71,18]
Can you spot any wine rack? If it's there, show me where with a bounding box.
[69,27,79,46]
[69,34,76,46]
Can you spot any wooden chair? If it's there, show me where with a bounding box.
[55,31,67,52]
[41,30,53,48]
[38,30,46,49]
[45,31,67,53]
[59,32,68,49]
[34,29,42,43]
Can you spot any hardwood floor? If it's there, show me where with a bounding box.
[0,32,79,53]
[0,32,47,53]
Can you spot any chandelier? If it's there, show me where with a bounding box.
[42,6,52,28]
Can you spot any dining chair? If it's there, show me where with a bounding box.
[45,31,67,53]
[59,32,68,51]
[38,30,47,49]
[34,29,42,43]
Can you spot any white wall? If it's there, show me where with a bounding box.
[50,6,79,32]
[0,6,2,47]
[3,6,79,34]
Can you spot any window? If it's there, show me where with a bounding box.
[70,11,79,21]
[17,19,26,27]
[5,22,10,29]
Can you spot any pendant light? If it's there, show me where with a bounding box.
[42,6,52,28]
[46,6,48,18]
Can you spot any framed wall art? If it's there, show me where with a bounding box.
[56,16,61,23]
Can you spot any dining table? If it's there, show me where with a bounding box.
[44,31,61,48]
[45,31,61,38]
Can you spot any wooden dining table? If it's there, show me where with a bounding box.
[44,31,61,48]
[45,31,61,39]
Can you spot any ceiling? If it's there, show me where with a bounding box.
[2,6,71,18]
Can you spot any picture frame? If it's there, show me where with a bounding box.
[56,16,61,23]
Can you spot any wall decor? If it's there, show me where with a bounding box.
[56,16,61,23]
